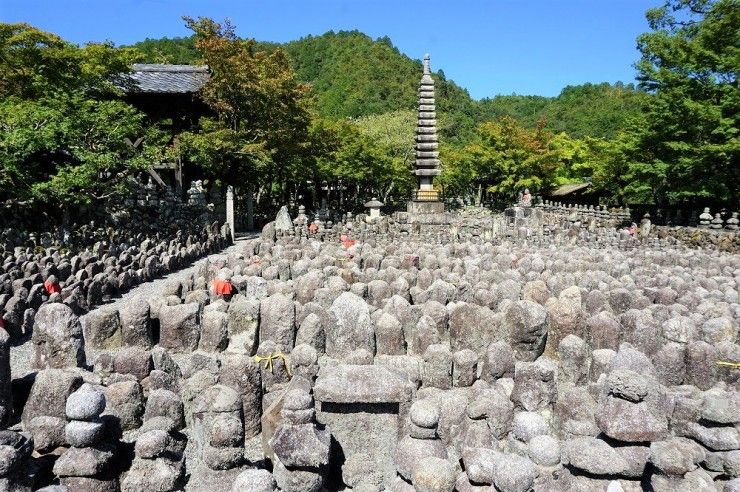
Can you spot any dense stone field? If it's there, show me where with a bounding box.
[2,214,739,491]
[0,223,230,337]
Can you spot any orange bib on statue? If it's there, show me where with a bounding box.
[212,279,233,296]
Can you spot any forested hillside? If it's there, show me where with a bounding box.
[125,8,737,209]
[3,0,731,220]
[128,31,643,141]
[129,35,199,64]
[479,83,646,139]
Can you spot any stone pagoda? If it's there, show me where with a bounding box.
[408,54,444,214]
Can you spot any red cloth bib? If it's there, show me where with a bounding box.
[212,279,233,296]
[44,280,61,294]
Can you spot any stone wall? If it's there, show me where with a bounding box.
[1,179,218,252]
[266,203,738,254]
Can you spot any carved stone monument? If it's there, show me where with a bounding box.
[314,363,414,489]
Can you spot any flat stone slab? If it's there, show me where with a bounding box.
[314,364,413,404]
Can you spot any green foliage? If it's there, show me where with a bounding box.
[0,23,140,99]
[278,31,481,143]
[624,0,739,206]
[177,117,270,184]
[352,110,417,200]
[282,31,418,119]
[128,35,199,64]
[441,117,626,206]
[308,117,412,206]
[0,93,146,204]
[0,23,146,206]
[469,118,562,203]
[176,17,312,203]
[354,110,415,168]
[478,83,646,139]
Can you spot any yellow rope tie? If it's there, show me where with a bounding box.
[716,360,740,369]
[254,352,292,377]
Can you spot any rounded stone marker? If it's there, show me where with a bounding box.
[231,468,275,492]
[412,456,456,492]
[135,429,169,459]
[282,389,313,412]
[410,400,440,429]
[65,384,106,421]
[527,434,561,466]
[65,420,104,448]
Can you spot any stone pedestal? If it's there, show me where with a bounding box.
[314,364,414,489]
[407,201,444,214]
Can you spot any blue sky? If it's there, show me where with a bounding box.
[0,0,658,99]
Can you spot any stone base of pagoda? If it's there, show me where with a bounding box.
[407,200,445,214]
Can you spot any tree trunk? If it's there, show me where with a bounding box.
[383,182,395,203]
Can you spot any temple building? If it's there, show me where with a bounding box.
[408,54,444,214]
[116,64,212,194]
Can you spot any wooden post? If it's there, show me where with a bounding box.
[147,168,167,189]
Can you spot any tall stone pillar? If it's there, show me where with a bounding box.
[226,185,235,241]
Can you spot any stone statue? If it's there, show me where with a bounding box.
[521,189,532,207]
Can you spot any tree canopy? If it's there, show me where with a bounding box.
[622,0,739,206]
[1,1,737,225]
[176,17,312,194]
[0,23,150,207]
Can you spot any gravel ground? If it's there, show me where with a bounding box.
[10,237,253,378]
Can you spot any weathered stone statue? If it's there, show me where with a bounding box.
[699,207,712,228]
[521,188,532,207]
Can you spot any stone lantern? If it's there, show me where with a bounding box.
[364,198,384,222]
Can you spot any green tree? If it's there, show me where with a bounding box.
[353,109,416,201]
[129,36,200,64]
[439,142,478,203]
[478,83,645,140]
[468,117,562,204]
[0,23,139,99]
[177,17,312,206]
[0,23,147,206]
[354,110,416,168]
[626,0,739,206]
[309,117,409,208]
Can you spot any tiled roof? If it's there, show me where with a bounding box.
[119,64,210,94]
[549,182,591,196]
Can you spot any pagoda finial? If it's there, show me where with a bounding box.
[423,53,431,75]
